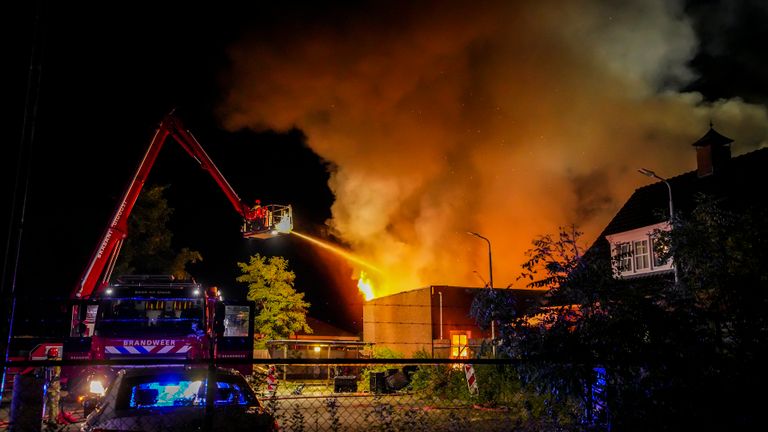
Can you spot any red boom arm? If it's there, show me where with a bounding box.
[72,113,254,299]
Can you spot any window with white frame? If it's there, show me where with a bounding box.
[606,222,673,278]
[617,242,632,272]
[633,239,649,270]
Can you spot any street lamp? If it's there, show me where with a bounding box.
[637,168,679,284]
[467,231,495,357]
[467,232,493,288]
[638,168,674,221]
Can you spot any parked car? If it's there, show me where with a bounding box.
[80,367,278,431]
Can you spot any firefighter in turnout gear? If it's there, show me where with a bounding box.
[43,347,62,427]
[250,199,266,231]
[43,347,77,428]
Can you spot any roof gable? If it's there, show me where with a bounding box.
[600,147,768,239]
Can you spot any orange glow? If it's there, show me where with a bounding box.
[451,332,470,358]
[221,2,768,298]
[356,270,375,301]
[291,231,382,273]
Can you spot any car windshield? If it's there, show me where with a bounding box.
[95,299,204,337]
[117,371,258,410]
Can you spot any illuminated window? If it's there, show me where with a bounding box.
[119,373,256,410]
[607,222,674,278]
[651,235,669,267]
[451,332,469,358]
[223,305,250,337]
[129,379,203,408]
[633,240,649,270]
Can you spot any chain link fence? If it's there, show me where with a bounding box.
[2,358,599,432]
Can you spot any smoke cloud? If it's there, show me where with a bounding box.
[218,0,768,296]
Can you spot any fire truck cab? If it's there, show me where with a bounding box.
[65,275,254,400]
[89,275,253,361]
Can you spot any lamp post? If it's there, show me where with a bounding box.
[638,168,678,284]
[468,231,495,357]
[467,232,493,288]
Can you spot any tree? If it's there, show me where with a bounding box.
[237,254,312,345]
[483,197,768,430]
[113,184,202,279]
[519,225,586,291]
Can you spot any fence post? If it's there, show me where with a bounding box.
[204,319,218,432]
[203,360,217,432]
[9,372,44,432]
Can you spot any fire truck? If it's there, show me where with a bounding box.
[61,112,292,399]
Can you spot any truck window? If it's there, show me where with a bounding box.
[117,372,256,410]
[95,299,204,337]
[223,305,250,337]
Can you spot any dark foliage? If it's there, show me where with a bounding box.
[113,184,202,279]
[475,197,768,430]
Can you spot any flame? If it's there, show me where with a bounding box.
[357,271,375,301]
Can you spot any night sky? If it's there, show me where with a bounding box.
[3,1,768,334]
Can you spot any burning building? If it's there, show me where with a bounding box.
[363,286,545,357]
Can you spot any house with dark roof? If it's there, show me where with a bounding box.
[593,126,768,279]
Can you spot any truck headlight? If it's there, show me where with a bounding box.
[89,378,106,396]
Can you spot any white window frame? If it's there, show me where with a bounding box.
[606,222,672,278]
[616,242,633,273]
[633,239,650,271]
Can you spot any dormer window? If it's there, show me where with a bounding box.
[617,243,632,272]
[652,233,669,267]
[633,240,649,271]
[606,222,672,278]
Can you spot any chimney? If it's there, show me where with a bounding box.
[691,125,733,178]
